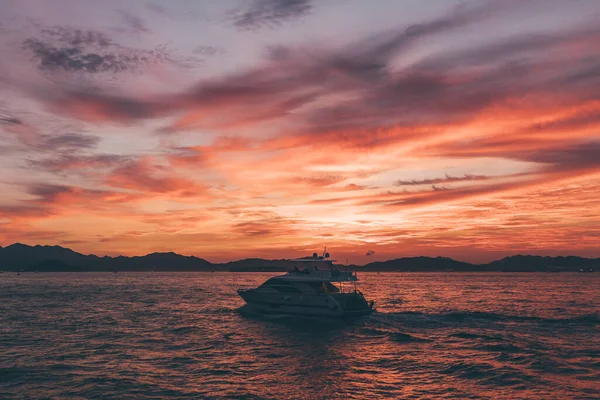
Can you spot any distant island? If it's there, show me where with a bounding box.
[0,243,598,273]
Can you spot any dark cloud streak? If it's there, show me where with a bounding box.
[232,0,313,30]
[30,153,127,172]
[40,26,113,48]
[23,38,152,73]
[21,25,201,76]
[526,142,600,172]
[42,133,100,150]
[28,184,74,203]
[117,10,152,34]
[397,174,490,186]
[0,117,22,125]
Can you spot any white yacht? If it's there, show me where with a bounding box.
[237,250,375,319]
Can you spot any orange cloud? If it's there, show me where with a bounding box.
[105,157,207,196]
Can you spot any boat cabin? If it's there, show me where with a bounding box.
[258,277,341,295]
[285,252,357,282]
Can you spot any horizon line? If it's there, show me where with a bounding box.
[1,242,599,266]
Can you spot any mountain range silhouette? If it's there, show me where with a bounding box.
[0,243,598,272]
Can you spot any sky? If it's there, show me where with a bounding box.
[0,0,599,264]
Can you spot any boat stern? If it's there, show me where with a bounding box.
[332,292,375,318]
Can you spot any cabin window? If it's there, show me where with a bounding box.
[260,280,301,293]
[261,278,278,287]
[305,282,339,293]
[272,285,302,293]
[261,278,292,287]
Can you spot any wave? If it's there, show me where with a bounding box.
[0,366,39,380]
[527,356,592,375]
[377,311,600,325]
[167,326,203,335]
[360,327,432,343]
[389,332,432,343]
[441,361,537,386]
[445,311,600,326]
[212,307,236,315]
[441,361,495,379]
[479,343,525,353]
[448,331,502,341]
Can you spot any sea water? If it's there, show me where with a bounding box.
[1,272,598,399]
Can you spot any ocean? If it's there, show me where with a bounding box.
[1,272,599,399]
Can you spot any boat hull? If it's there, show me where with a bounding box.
[237,290,374,319]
